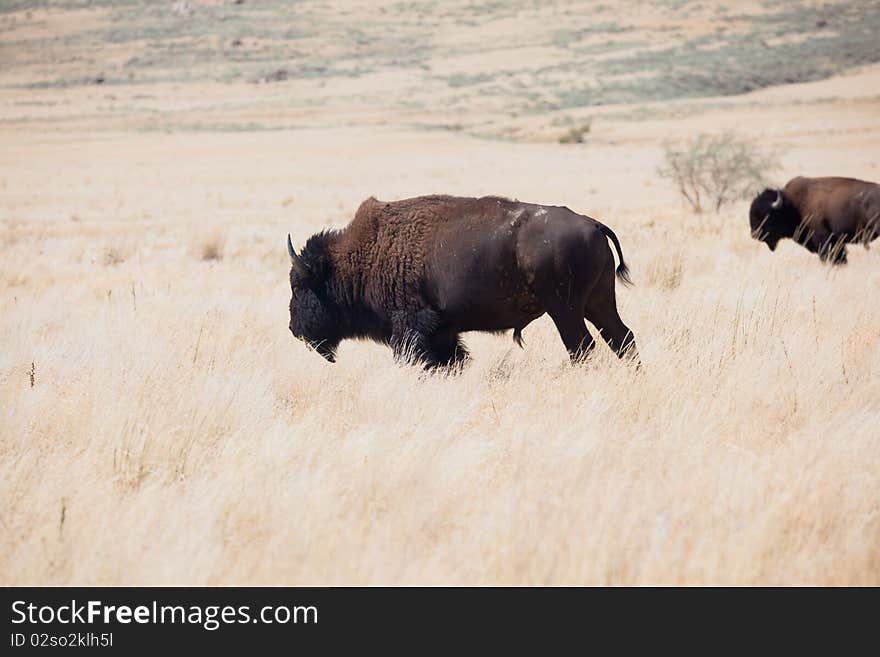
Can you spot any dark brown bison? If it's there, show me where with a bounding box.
[287,195,638,368]
[750,176,880,264]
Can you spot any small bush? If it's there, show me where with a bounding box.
[196,230,226,261]
[657,132,780,213]
[2,221,22,247]
[103,247,126,266]
[445,73,493,88]
[558,121,592,144]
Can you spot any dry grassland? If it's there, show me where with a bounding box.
[1,0,878,584]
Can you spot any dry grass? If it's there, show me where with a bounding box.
[193,228,226,262]
[646,249,685,290]
[1,126,878,585]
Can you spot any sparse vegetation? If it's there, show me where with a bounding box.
[657,132,780,213]
[558,120,592,144]
[445,73,494,88]
[103,246,126,266]
[197,230,226,261]
[3,0,878,136]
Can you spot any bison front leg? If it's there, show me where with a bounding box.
[803,223,848,265]
[818,236,848,265]
[429,331,470,370]
[390,309,442,368]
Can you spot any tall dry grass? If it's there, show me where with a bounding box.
[1,124,878,585]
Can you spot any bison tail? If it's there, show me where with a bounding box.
[599,224,633,287]
[615,261,633,287]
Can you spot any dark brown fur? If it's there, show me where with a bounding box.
[750,176,880,264]
[288,195,638,368]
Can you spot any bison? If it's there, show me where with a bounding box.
[287,195,638,368]
[750,176,880,264]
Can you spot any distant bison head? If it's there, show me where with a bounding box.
[749,188,799,252]
[287,234,339,362]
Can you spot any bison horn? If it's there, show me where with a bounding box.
[771,189,783,210]
[287,234,308,278]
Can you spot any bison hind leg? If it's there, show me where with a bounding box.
[583,259,639,363]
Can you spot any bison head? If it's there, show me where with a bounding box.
[287,234,339,362]
[749,188,799,251]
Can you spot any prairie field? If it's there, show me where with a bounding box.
[1,0,879,585]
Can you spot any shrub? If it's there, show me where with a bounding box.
[103,246,126,266]
[195,229,226,261]
[657,132,780,213]
[558,120,592,144]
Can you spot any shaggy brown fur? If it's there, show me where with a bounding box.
[750,176,880,264]
[288,195,638,368]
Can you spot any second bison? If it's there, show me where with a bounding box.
[287,195,638,368]
[750,176,880,264]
